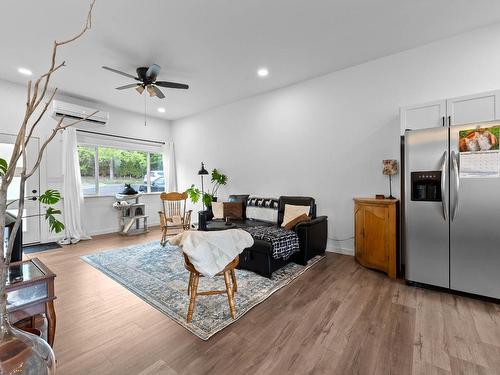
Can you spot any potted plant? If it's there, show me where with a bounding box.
[186,168,228,207]
[0,1,96,373]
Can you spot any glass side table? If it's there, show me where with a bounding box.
[6,258,57,347]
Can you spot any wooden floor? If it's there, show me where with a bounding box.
[27,228,500,375]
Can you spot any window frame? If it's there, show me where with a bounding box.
[77,142,165,197]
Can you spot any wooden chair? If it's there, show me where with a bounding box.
[183,254,239,323]
[158,192,192,246]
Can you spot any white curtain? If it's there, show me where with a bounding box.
[59,128,91,245]
[163,141,177,192]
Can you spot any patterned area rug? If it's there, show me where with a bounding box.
[81,241,324,340]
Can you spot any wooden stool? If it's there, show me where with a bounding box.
[183,254,239,323]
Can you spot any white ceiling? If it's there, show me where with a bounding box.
[2,0,500,120]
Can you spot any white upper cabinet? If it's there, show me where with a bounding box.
[401,90,500,134]
[400,100,446,134]
[446,90,500,126]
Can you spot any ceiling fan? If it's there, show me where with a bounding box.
[102,64,189,99]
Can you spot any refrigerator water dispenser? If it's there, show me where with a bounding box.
[411,171,442,201]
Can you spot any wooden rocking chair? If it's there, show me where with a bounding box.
[159,192,192,246]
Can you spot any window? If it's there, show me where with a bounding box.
[78,145,97,195]
[78,145,165,196]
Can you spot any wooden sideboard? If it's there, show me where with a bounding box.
[354,198,398,278]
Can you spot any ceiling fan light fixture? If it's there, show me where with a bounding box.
[103,64,188,98]
[147,85,156,97]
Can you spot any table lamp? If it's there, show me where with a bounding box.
[382,160,398,199]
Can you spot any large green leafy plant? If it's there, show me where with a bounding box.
[3,188,65,234]
[40,190,65,233]
[186,168,228,207]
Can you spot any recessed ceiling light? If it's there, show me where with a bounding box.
[17,67,32,76]
[257,67,269,78]
[157,107,166,113]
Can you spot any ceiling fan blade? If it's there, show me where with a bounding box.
[136,85,145,94]
[151,85,165,99]
[155,81,189,90]
[146,64,161,81]
[102,66,139,80]
[116,83,140,90]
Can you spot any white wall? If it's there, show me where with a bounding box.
[0,79,171,241]
[171,22,500,254]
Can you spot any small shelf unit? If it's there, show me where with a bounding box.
[115,195,149,236]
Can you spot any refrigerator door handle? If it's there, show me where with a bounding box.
[451,151,460,221]
[441,150,448,222]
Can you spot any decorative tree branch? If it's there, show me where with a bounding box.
[25,111,98,180]
[7,0,96,179]
[25,89,59,147]
[0,0,97,318]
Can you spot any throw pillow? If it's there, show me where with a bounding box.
[281,204,311,227]
[223,202,243,220]
[283,213,311,230]
[211,202,224,219]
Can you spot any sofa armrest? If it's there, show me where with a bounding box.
[295,216,327,230]
[293,216,328,265]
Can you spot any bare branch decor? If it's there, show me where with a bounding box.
[0,0,97,359]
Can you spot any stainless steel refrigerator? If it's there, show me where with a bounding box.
[405,122,500,299]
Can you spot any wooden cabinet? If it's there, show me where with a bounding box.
[354,198,398,278]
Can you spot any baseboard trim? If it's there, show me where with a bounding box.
[326,247,354,256]
[46,225,355,257]
[326,238,354,256]
[87,222,161,237]
[47,222,161,242]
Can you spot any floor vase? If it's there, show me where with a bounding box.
[0,289,55,374]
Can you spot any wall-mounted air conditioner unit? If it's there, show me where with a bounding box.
[51,100,109,126]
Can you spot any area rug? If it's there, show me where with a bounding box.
[81,241,324,340]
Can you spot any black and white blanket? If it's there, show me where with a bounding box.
[243,226,300,260]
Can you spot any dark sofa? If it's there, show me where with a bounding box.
[198,195,328,278]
